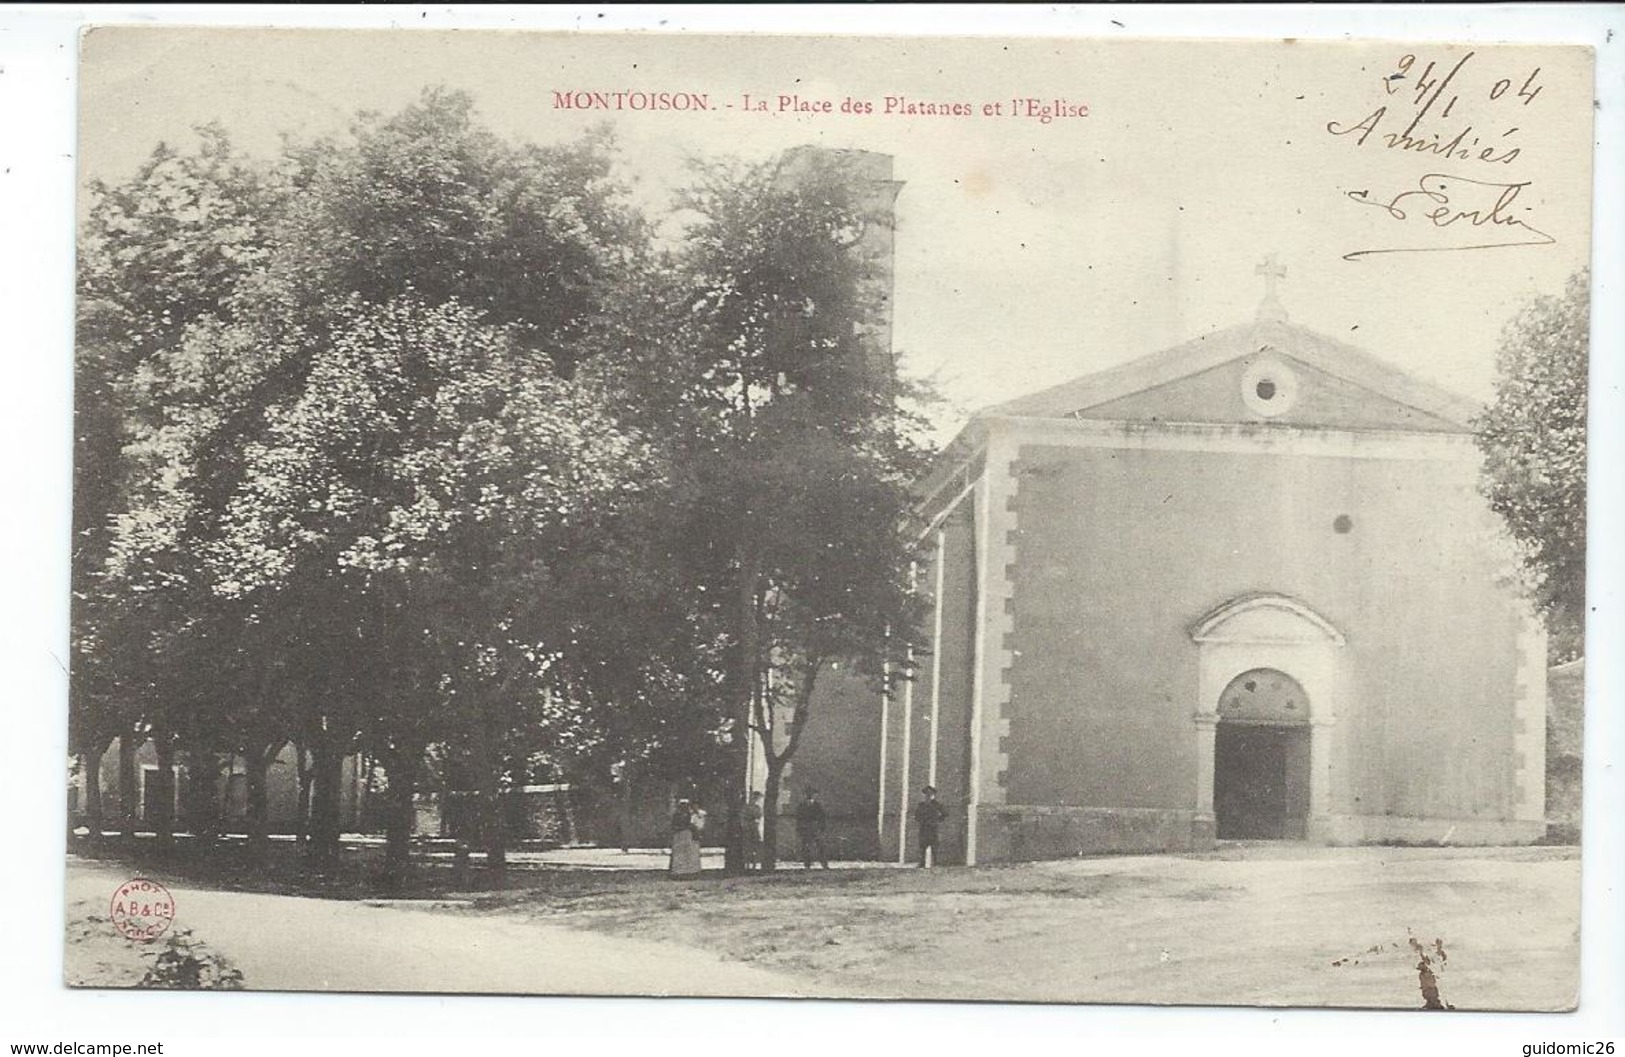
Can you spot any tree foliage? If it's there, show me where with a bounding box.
[666,150,932,868]
[1474,268,1589,658]
[71,90,933,877]
[73,125,283,837]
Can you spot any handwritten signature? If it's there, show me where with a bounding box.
[1342,173,1555,261]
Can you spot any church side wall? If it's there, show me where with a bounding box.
[880,503,979,864]
[781,661,885,861]
[933,507,980,864]
[988,436,1528,860]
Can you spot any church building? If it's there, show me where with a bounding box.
[876,263,1548,864]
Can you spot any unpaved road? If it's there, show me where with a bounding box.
[65,858,806,997]
[66,845,1578,1010]
[481,844,1580,1010]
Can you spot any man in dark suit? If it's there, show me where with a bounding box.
[915,785,948,867]
[796,788,829,869]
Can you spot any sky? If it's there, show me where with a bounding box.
[77,28,1596,437]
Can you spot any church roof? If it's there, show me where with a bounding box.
[916,315,1484,513]
[916,261,1490,513]
[984,317,1483,429]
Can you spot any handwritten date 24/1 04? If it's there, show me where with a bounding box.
[1341,173,1555,261]
[1326,50,1542,166]
[1383,52,1542,111]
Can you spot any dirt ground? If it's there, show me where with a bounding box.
[64,857,802,996]
[470,844,1581,1010]
[65,844,1579,1010]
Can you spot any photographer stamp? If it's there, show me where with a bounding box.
[109,879,175,942]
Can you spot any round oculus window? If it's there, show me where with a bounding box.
[1242,358,1299,418]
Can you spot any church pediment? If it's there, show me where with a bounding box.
[988,320,1480,434]
[1191,594,1346,646]
[1076,345,1467,432]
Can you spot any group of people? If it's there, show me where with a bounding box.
[668,784,949,878]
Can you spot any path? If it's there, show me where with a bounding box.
[483,844,1581,1010]
[66,845,1580,1009]
[66,858,808,996]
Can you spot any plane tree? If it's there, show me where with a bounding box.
[195,89,662,869]
[666,151,933,870]
[74,125,281,842]
[1475,267,1589,661]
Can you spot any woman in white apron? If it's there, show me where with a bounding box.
[669,798,703,878]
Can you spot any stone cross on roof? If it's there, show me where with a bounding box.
[1255,253,1289,323]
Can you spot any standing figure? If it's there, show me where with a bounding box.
[741,791,765,871]
[723,795,744,873]
[914,785,947,867]
[669,797,703,879]
[796,788,830,869]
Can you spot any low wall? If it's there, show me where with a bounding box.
[775,812,883,864]
[1313,814,1547,846]
[974,804,1209,862]
[971,805,1544,862]
[881,807,970,865]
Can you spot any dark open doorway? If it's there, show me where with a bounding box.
[1213,667,1312,840]
[1214,722,1310,840]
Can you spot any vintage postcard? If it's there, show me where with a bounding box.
[65,26,1594,1010]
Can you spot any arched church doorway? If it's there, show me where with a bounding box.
[1213,668,1311,840]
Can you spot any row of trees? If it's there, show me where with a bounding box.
[70,89,931,875]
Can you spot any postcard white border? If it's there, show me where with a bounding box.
[2,4,1620,1051]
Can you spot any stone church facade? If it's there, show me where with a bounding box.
[753,147,1545,865]
[874,289,1548,864]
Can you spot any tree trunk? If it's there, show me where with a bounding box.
[725,547,763,876]
[761,760,784,873]
[381,745,419,887]
[482,788,507,878]
[184,747,221,847]
[151,735,176,847]
[294,741,313,846]
[618,769,632,852]
[118,735,138,839]
[245,743,274,858]
[465,713,507,880]
[384,778,415,869]
[307,740,343,867]
[81,744,105,838]
[759,658,820,874]
[477,764,503,871]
